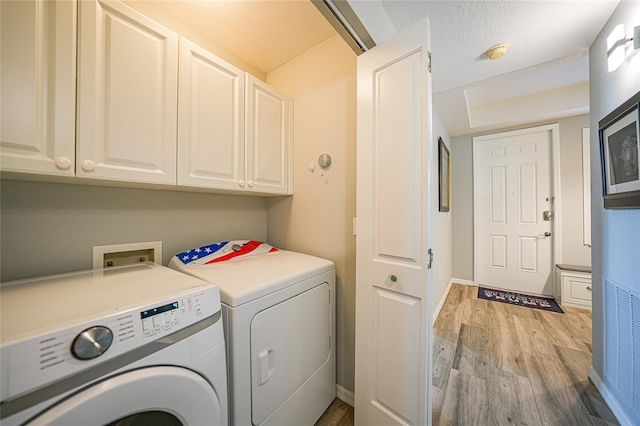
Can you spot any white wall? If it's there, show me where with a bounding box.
[0,180,267,281]
[265,35,358,393]
[432,106,453,316]
[589,2,640,423]
[451,114,591,282]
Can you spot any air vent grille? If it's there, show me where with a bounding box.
[632,293,640,409]
[604,277,640,421]
[604,280,618,384]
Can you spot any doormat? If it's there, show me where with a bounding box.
[478,287,564,313]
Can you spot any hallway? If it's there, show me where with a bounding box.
[433,283,617,425]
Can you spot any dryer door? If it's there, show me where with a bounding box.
[27,366,223,426]
[250,283,331,425]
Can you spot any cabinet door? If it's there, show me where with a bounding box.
[177,38,245,190]
[0,0,76,176]
[77,0,178,184]
[245,75,291,195]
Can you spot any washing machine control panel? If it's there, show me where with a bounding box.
[138,295,203,338]
[1,286,220,403]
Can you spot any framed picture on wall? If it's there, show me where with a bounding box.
[438,137,450,212]
[599,90,640,209]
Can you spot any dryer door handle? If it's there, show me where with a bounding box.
[258,349,275,386]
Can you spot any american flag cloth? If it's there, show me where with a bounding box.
[174,240,278,266]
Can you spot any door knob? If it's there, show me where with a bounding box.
[544,232,551,237]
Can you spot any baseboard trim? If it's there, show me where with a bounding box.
[336,384,354,407]
[589,367,633,426]
[451,278,474,286]
[433,279,454,325]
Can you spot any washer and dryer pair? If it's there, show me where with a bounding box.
[1,246,336,426]
[169,245,337,426]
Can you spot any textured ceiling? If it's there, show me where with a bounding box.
[380,0,619,93]
[150,0,337,74]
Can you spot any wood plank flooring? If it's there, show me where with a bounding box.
[315,398,354,426]
[315,283,617,425]
[433,284,618,426]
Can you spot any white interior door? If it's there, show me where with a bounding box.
[355,18,433,426]
[474,124,558,296]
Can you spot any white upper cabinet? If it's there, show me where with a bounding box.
[177,38,245,190]
[245,75,291,195]
[76,0,178,185]
[2,0,291,195]
[0,0,76,176]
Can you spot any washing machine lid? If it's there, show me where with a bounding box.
[168,251,334,307]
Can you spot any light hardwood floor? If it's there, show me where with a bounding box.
[433,283,618,426]
[316,283,618,426]
[315,397,354,426]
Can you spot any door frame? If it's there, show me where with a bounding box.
[472,123,562,295]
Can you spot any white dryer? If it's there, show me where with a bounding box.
[0,263,227,426]
[169,246,335,426]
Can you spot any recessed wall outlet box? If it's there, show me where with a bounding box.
[93,241,163,269]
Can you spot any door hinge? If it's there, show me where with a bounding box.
[427,51,432,73]
[427,249,434,269]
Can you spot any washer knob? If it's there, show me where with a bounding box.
[71,326,113,360]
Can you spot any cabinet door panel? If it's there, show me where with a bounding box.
[245,75,291,195]
[77,0,177,184]
[177,38,245,190]
[0,0,76,176]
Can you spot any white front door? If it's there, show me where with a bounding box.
[355,17,433,426]
[473,124,558,296]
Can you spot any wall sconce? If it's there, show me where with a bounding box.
[607,23,640,72]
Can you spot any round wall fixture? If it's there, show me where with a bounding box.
[318,153,332,170]
[486,43,509,60]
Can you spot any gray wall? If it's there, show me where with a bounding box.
[432,105,453,310]
[451,114,591,282]
[589,0,640,395]
[1,180,267,281]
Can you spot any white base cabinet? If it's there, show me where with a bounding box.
[0,0,76,177]
[555,264,592,310]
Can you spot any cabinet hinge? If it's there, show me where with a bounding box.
[428,51,432,73]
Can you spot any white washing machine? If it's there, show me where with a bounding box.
[169,246,335,426]
[0,263,228,426]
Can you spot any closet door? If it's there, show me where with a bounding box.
[177,38,245,190]
[245,75,291,195]
[76,0,178,185]
[0,0,76,176]
[355,17,433,426]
